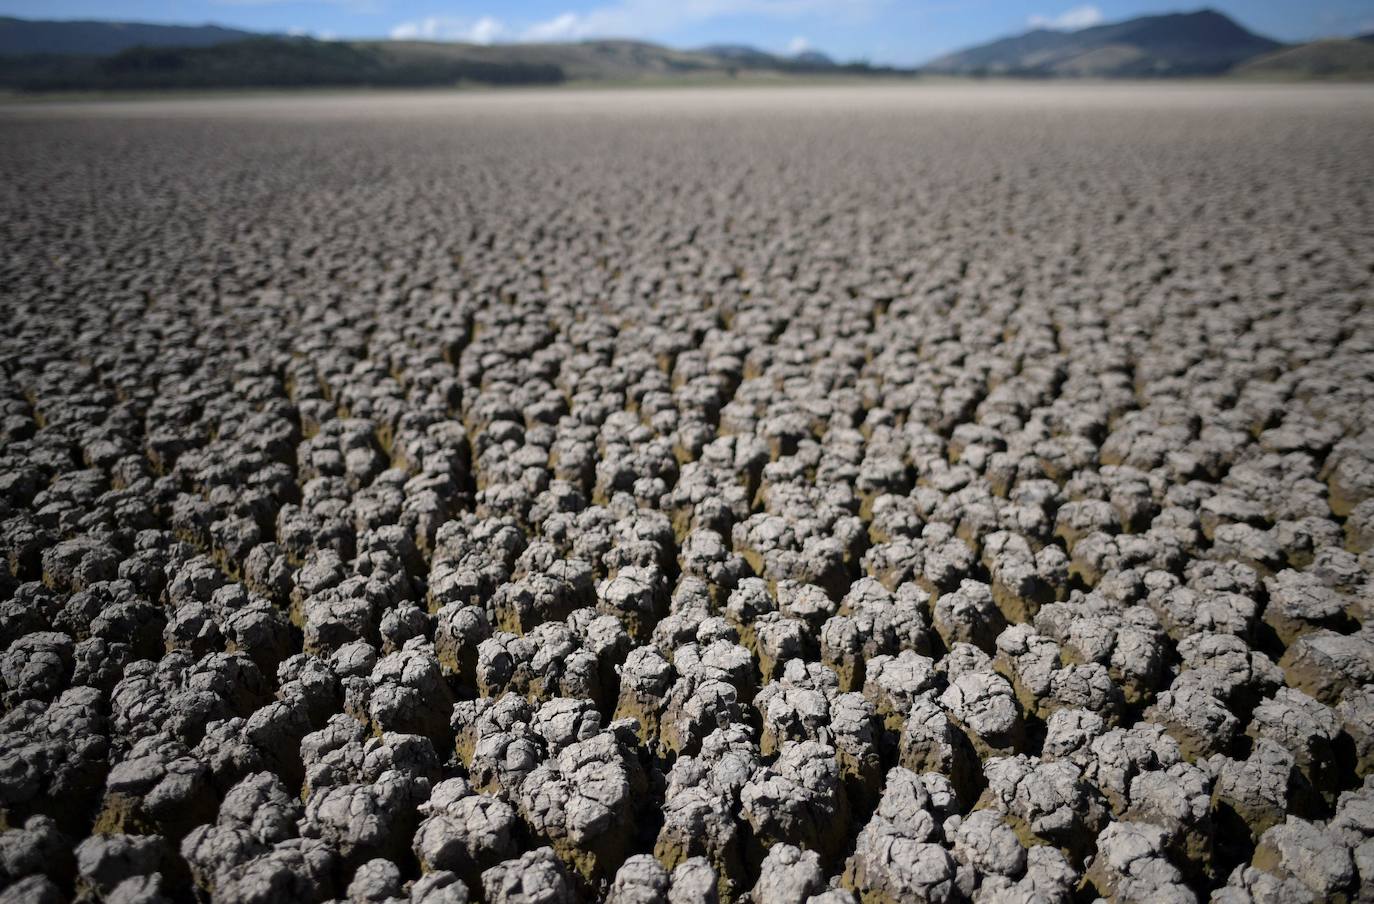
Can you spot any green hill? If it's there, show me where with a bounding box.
[0,39,567,91]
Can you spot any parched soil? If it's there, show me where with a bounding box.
[1,83,1373,904]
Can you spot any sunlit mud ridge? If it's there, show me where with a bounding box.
[1,84,1373,903]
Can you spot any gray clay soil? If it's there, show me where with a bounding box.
[1,83,1373,903]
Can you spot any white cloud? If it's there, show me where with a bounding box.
[787,35,810,54]
[520,0,877,43]
[390,15,508,43]
[523,12,585,41]
[1028,4,1103,30]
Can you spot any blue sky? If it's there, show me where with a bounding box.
[3,1,1371,66]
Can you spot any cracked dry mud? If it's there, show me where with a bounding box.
[1,83,1373,903]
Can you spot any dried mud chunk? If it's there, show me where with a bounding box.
[982,530,1068,622]
[301,585,378,657]
[598,565,669,643]
[919,525,976,594]
[1337,687,1374,777]
[380,603,430,654]
[0,876,62,904]
[299,771,427,869]
[434,601,494,678]
[1055,499,1120,550]
[820,616,865,693]
[1034,598,1167,705]
[1175,631,1282,713]
[525,620,602,703]
[754,676,831,756]
[606,854,669,904]
[951,809,1026,878]
[976,755,1108,863]
[1082,723,1182,816]
[490,571,583,636]
[74,833,167,902]
[1125,761,1214,870]
[1211,863,1317,904]
[827,691,882,805]
[939,668,1023,757]
[1345,499,1374,552]
[968,844,1077,903]
[211,837,338,904]
[532,697,603,753]
[218,771,301,845]
[753,613,809,681]
[346,858,404,902]
[1252,817,1356,903]
[843,820,959,904]
[1327,446,1374,517]
[661,675,743,759]
[1041,708,1106,762]
[862,650,938,730]
[1149,584,1259,642]
[933,579,1005,655]
[1082,820,1194,903]
[752,843,825,904]
[741,740,850,864]
[1042,662,1126,724]
[1212,523,1285,574]
[409,870,473,903]
[654,784,743,901]
[668,857,721,904]
[465,727,543,798]
[994,624,1062,717]
[613,645,675,747]
[1212,738,1303,841]
[219,596,292,676]
[0,815,70,886]
[360,644,455,741]
[1,631,73,706]
[41,536,119,591]
[1145,679,1239,761]
[1264,569,1356,645]
[95,736,217,841]
[1279,629,1374,704]
[516,730,645,887]
[777,581,839,634]
[897,694,982,803]
[1245,687,1341,805]
[413,778,517,884]
[0,686,110,827]
[481,847,575,904]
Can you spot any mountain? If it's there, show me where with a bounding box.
[924,9,1283,77]
[698,43,836,70]
[794,50,836,67]
[0,16,257,57]
[1233,38,1374,80]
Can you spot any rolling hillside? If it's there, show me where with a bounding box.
[0,27,907,93]
[1233,37,1374,80]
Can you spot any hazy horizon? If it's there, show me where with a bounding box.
[2,1,1371,68]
